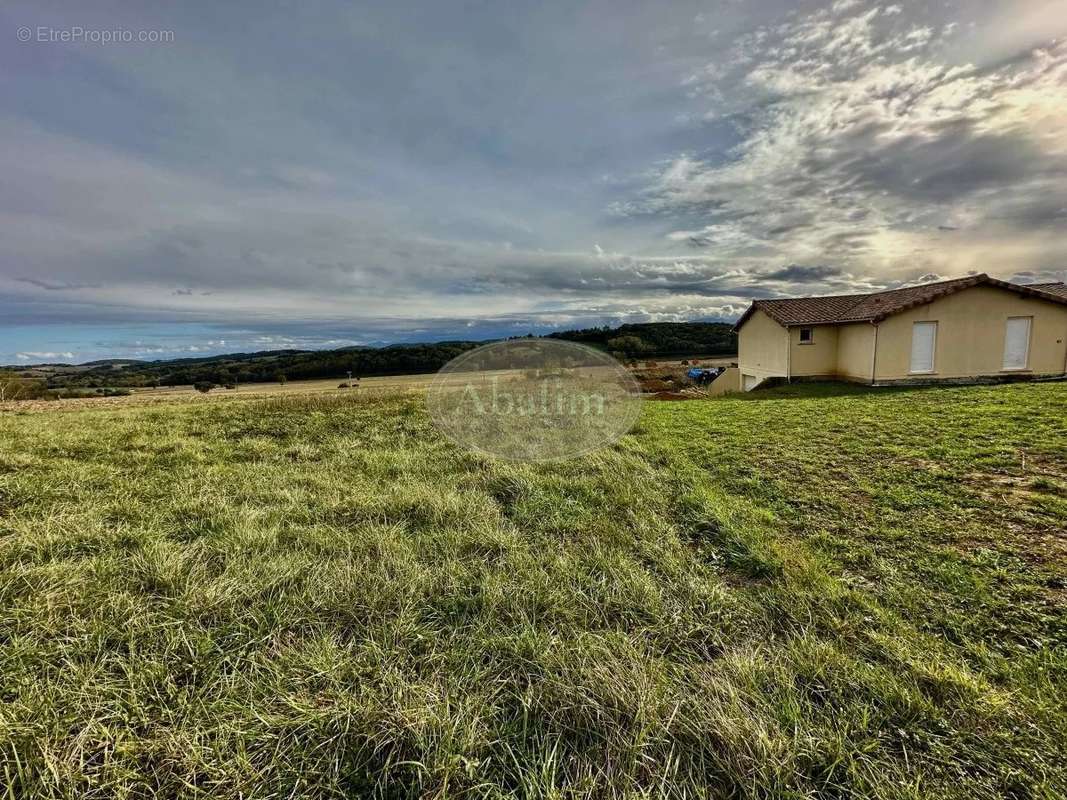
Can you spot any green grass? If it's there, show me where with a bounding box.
[1,382,1065,799]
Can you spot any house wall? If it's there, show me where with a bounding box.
[874,285,1067,382]
[836,323,876,382]
[707,366,741,396]
[737,309,788,384]
[789,324,839,377]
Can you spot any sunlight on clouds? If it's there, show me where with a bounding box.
[640,4,1067,284]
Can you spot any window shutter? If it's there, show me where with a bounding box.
[910,322,937,373]
[1002,317,1031,370]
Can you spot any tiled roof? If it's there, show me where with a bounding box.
[741,293,870,327]
[1030,282,1067,298]
[735,274,1067,330]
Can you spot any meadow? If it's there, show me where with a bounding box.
[0,382,1064,798]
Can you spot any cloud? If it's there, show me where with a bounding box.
[907,273,946,286]
[243,165,337,191]
[2,1,1065,360]
[759,264,842,283]
[16,351,74,361]
[15,278,102,291]
[0,109,887,329]
[628,3,1067,282]
[831,0,862,14]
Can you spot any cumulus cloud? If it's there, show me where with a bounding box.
[16,351,74,361]
[634,3,1067,282]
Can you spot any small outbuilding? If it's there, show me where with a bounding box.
[731,274,1067,390]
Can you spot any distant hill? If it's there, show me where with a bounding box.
[11,321,736,388]
[78,359,149,368]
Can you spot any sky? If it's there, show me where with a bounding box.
[2,0,1065,364]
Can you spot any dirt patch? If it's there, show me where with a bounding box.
[649,391,702,401]
[953,470,1067,578]
[638,378,675,393]
[1022,452,1067,482]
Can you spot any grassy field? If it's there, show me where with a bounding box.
[0,358,736,414]
[0,382,1064,798]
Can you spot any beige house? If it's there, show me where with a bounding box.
[726,274,1067,391]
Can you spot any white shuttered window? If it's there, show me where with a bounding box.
[910,321,937,374]
[1002,317,1031,370]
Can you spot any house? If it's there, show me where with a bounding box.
[725,274,1067,391]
